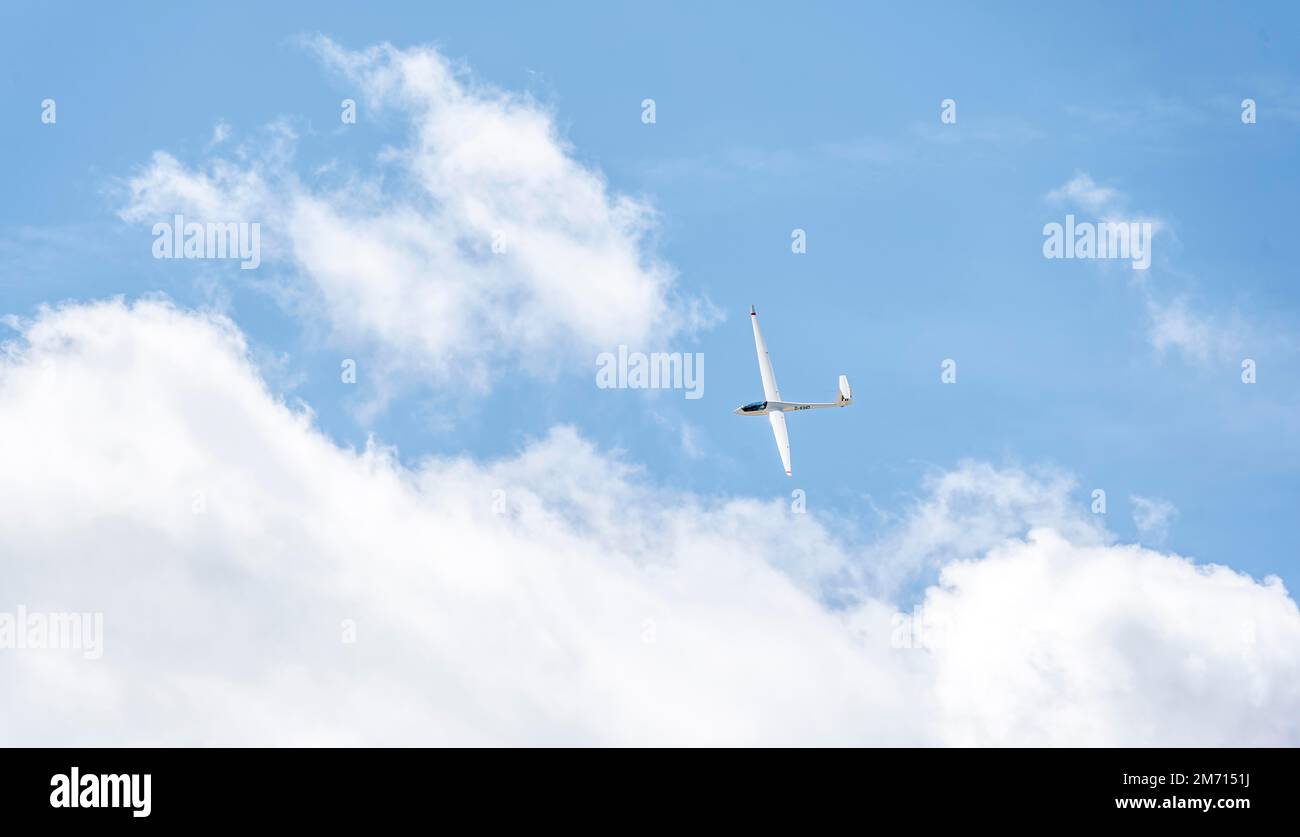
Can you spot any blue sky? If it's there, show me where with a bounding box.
[2,0,1297,600]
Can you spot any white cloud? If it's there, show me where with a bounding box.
[118,38,716,402]
[209,120,231,147]
[860,461,1110,595]
[922,528,1296,746]
[1044,171,1165,236]
[1131,495,1178,545]
[1043,172,1269,367]
[1046,172,1119,213]
[2,299,1297,745]
[1145,295,1248,364]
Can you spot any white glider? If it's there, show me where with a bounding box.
[733,306,852,476]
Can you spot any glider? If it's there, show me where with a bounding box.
[733,306,852,475]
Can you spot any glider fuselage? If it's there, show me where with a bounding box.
[733,400,843,416]
[733,306,853,475]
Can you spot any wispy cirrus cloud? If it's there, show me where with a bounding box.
[1041,171,1274,367]
[1044,171,1166,236]
[1046,172,1120,214]
[1145,296,1250,364]
[1132,495,1179,545]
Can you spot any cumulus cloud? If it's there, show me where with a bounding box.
[861,461,1110,595]
[922,528,1298,746]
[118,38,715,402]
[1,299,1297,745]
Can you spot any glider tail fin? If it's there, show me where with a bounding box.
[837,374,852,405]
